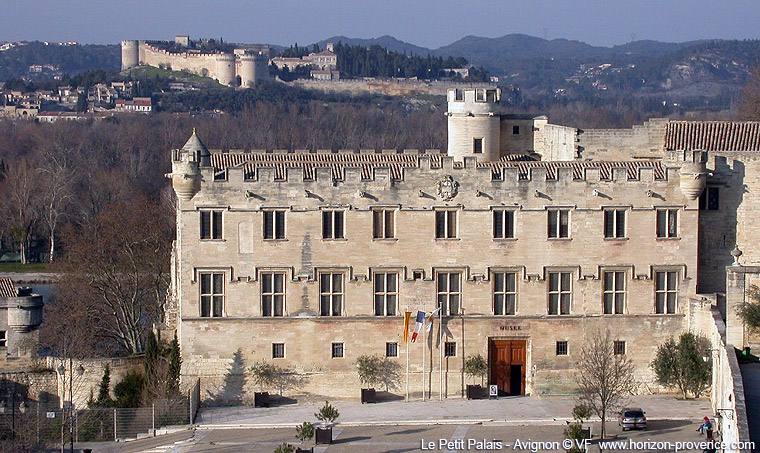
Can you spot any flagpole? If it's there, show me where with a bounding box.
[439,312,444,401]
[405,331,409,402]
[422,315,426,401]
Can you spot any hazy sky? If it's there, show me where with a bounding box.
[3,0,759,48]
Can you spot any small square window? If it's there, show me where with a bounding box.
[272,343,285,359]
[322,210,345,239]
[656,209,678,238]
[613,341,626,355]
[386,342,398,358]
[444,342,456,357]
[473,138,483,154]
[604,209,626,238]
[493,210,515,239]
[413,270,424,280]
[513,125,520,135]
[556,341,568,356]
[332,342,344,358]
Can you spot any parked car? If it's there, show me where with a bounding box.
[618,407,647,431]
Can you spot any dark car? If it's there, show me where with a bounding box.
[618,407,647,431]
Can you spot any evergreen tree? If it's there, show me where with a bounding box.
[144,330,160,377]
[96,364,114,406]
[168,332,182,395]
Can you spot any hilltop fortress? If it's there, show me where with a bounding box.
[121,35,270,87]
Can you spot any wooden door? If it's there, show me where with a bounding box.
[489,339,526,395]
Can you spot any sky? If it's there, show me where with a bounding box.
[3,0,760,48]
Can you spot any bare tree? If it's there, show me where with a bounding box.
[576,329,637,439]
[55,195,173,354]
[0,157,41,264]
[37,157,75,262]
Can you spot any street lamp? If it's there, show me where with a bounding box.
[0,382,28,440]
[57,360,85,453]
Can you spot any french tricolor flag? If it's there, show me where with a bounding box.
[411,311,425,342]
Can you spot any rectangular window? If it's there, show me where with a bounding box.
[493,272,517,315]
[604,209,626,238]
[319,273,343,316]
[322,210,345,239]
[437,272,461,315]
[655,271,678,314]
[556,341,568,356]
[455,89,463,101]
[263,210,286,240]
[548,272,571,315]
[493,210,515,239]
[200,272,224,317]
[603,271,626,314]
[200,210,223,240]
[513,125,520,135]
[272,343,285,359]
[386,342,398,358]
[548,210,569,238]
[656,209,678,238]
[435,210,458,239]
[699,187,720,211]
[476,90,486,101]
[613,341,626,355]
[0,331,5,347]
[445,342,457,357]
[473,138,483,154]
[331,342,344,358]
[373,209,395,239]
[374,272,398,316]
[261,272,285,317]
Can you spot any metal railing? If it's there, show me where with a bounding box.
[0,396,193,446]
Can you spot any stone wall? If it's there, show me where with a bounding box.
[708,309,753,452]
[577,118,669,161]
[44,355,143,409]
[139,43,218,80]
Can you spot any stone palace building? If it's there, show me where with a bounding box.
[167,87,760,402]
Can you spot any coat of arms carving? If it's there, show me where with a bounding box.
[436,175,459,201]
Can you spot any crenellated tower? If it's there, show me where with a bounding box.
[446,87,502,163]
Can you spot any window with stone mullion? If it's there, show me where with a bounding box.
[437,272,461,315]
[374,272,397,316]
[320,273,343,316]
[261,272,285,316]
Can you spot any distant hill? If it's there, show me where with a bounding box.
[316,35,431,56]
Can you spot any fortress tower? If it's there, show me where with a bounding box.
[215,54,236,86]
[446,87,502,162]
[121,40,139,71]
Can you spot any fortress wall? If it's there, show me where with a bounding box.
[139,42,221,80]
[577,118,669,161]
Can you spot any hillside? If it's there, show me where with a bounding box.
[0,41,120,81]
[317,35,430,56]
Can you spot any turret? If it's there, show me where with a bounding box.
[446,88,502,163]
[215,53,236,86]
[168,129,207,201]
[679,150,708,200]
[239,55,256,88]
[121,40,139,71]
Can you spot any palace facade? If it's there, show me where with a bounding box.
[167,88,760,403]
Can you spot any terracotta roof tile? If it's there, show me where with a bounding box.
[0,277,16,297]
[210,152,663,181]
[665,121,760,152]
